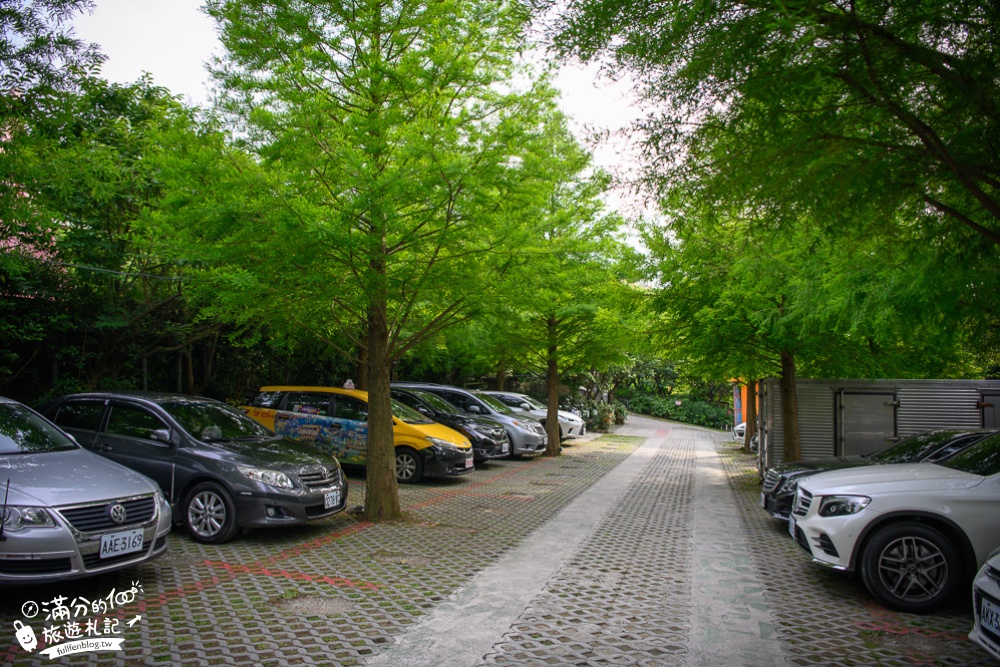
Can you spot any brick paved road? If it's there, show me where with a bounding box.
[1,415,995,666]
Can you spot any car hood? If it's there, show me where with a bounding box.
[399,421,471,448]
[774,456,873,476]
[197,436,333,470]
[798,462,983,496]
[0,448,158,507]
[558,410,583,423]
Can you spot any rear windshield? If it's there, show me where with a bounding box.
[937,433,1000,476]
[0,403,78,454]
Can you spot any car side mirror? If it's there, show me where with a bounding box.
[150,429,175,445]
[520,403,531,410]
[468,405,480,414]
[417,406,430,415]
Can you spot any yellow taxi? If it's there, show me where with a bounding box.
[242,386,474,483]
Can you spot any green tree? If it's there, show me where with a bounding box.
[203,0,553,520]
[541,0,1000,247]
[0,75,221,396]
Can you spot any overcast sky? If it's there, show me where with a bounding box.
[71,0,645,214]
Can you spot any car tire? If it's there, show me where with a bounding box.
[395,447,423,484]
[183,482,240,544]
[859,521,961,613]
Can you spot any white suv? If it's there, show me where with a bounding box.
[483,391,586,440]
[789,432,1000,613]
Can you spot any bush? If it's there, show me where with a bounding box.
[624,393,728,429]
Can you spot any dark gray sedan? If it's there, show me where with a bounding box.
[44,392,347,544]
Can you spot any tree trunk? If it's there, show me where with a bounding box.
[355,334,369,391]
[495,361,507,392]
[544,315,561,456]
[780,351,801,463]
[744,379,758,454]
[363,302,402,521]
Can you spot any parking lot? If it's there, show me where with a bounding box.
[1,414,995,666]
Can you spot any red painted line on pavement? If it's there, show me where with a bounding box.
[203,561,379,590]
[404,460,540,511]
[854,599,969,642]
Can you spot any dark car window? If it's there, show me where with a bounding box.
[284,392,331,416]
[474,392,513,415]
[412,390,461,414]
[391,399,434,425]
[252,391,284,408]
[938,433,1000,476]
[50,401,105,432]
[440,391,475,413]
[107,404,168,440]
[869,430,984,464]
[391,391,424,411]
[0,403,77,454]
[333,396,368,423]
[162,398,272,441]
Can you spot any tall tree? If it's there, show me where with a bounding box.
[203,0,551,520]
[541,0,1000,247]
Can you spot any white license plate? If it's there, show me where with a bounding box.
[501,442,509,454]
[982,595,1000,639]
[100,529,144,559]
[788,515,797,538]
[466,456,474,470]
[760,492,766,509]
[324,490,341,509]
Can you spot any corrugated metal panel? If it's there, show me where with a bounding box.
[897,386,981,435]
[798,384,835,460]
[757,378,1000,469]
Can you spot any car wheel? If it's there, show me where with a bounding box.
[859,522,961,613]
[395,447,423,484]
[184,482,240,544]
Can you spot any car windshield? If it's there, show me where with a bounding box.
[474,392,513,415]
[162,398,273,441]
[391,399,434,425]
[0,403,78,454]
[868,430,981,464]
[412,390,459,414]
[937,433,1000,476]
[518,395,546,410]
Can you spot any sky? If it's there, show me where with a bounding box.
[70,0,646,215]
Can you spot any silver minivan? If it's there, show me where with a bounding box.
[392,383,547,457]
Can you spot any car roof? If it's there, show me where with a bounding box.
[56,390,218,405]
[259,386,369,401]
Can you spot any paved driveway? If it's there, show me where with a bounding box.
[1,415,994,665]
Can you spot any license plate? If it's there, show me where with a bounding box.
[760,492,766,509]
[982,594,1000,640]
[324,490,341,509]
[100,529,144,559]
[501,442,509,454]
[788,515,796,538]
[466,456,474,470]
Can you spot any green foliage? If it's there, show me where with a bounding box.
[625,393,729,430]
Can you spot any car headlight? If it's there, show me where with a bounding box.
[778,473,809,494]
[238,466,294,489]
[427,436,464,453]
[2,506,55,531]
[818,495,871,517]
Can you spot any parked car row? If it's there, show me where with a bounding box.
[0,382,559,583]
[759,428,1000,658]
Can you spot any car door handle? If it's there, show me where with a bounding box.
[93,443,112,453]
